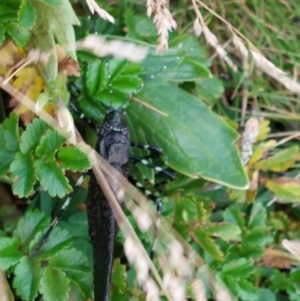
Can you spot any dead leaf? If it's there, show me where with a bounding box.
[56,44,80,76]
[262,246,298,269]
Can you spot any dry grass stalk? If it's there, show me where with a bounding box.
[195,0,300,94]
[85,0,115,24]
[75,35,148,62]
[191,0,237,71]
[282,239,300,263]
[146,0,177,52]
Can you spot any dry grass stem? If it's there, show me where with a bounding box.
[75,35,148,62]
[282,239,300,262]
[195,0,300,94]
[241,118,260,165]
[85,0,115,23]
[147,0,177,52]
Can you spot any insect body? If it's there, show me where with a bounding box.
[87,109,130,301]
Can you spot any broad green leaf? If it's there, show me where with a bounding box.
[49,249,89,272]
[266,178,300,203]
[222,258,254,278]
[9,152,35,197]
[0,149,15,175]
[35,159,72,198]
[40,266,70,301]
[14,210,49,247]
[207,223,241,242]
[111,259,127,291]
[13,256,41,301]
[254,145,298,171]
[194,228,224,261]
[30,0,80,80]
[223,206,245,229]
[35,129,65,161]
[270,270,288,292]
[20,118,48,154]
[128,83,248,189]
[5,22,30,47]
[68,270,93,299]
[18,1,36,29]
[57,146,91,171]
[0,237,23,270]
[195,77,224,105]
[257,289,276,301]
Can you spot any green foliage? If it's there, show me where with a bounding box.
[0,114,91,197]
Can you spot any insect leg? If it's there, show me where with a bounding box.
[31,173,87,256]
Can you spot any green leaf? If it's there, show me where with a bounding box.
[208,223,241,241]
[49,249,89,272]
[30,0,80,80]
[5,22,30,47]
[248,203,267,229]
[254,145,299,171]
[9,152,35,197]
[40,266,70,301]
[238,279,260,301]
[2,113,19,152]
[222,258,254,278]
[35,129,65,161]
[0,148,15,176]
[194,228,224,261]
[111,259,127,291]
[128,83,248,189]
[57,146,91,171]
[18,1,36,29]
[0,237,23,270]
[14,210,49,247]
[270,270,288,292]
[0,23,6,46]
[266,178,300,203]
[20,118,48,154]
[35,159,72,198]
[223,206,245,229]
[257,289,276,301]
[195,77,224,105]
[36,227,72,257]
[68,270,93,299]
[0,4,17,22]
[13,256,41,301]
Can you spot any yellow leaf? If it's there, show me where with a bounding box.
[0,41,24,76]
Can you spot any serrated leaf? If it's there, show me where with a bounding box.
[238,279,260,301]
[35,159,72,198]
[14,210,50,248]
[57,146,91,171]
[2,113,19,152]
[270,270,287,292]
[20,118,48,154]
[18,1,36,29]
[40,266,70,301]
[208,223,241,241]
[68,270,93,299]
[254,145,298,172]
[111,259,127,291]
[194,228,224,261]
[0,149,15,175]
[222,258,254,278]
[30,0,80,80]
[0,4,17,22]
[13,256,41,301]
[248,203,267,229]
[5,22,30,47]
[266,177,300,203]
[10,152,35,197]
[49,249,89,272]
[35,129,65,161]
[0,237,23,270]
[128,83,248,189]
[223,206,245,229]
[37,227,72,257]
